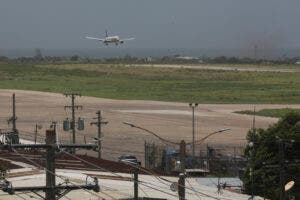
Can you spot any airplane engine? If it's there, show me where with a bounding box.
[120,41,124,44]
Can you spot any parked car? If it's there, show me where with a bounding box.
[118,155,141,165]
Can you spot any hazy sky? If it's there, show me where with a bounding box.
[1,0,300,54]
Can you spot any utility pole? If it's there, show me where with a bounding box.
[7,93,19,144]
[64,93,82,152]
[34,124,38,144]
[178,140,186,200]
[134,168,139,200]
[12,93,17,132]
[90,111,108,159]
[189,103,198,159]
[1,129,99,200]
[45,129,56,200]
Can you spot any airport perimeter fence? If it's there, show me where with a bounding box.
[144,141,247,176]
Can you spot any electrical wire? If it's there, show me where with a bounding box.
[186,178,203,200]
[59,149,189,199]
[60,149,230,200]
[10,148,109,200]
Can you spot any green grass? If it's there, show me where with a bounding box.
[235,108,300,118]
[0,63,299,104]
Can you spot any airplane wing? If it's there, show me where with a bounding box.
[121,37,135,41]
[85,36,105,41]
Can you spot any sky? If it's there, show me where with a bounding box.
[1,0,300,57]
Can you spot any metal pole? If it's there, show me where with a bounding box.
[45,129,56,200]
[97,111,102,159]
[12,93,16,132]
[34,124,38,144]
[192,106,195,158]
[180,140,186,173]
[71,95,76,146]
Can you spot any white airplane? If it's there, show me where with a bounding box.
[85,30,135,45]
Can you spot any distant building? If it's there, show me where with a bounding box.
[295,61,300,65]
[174,56,204,63]
[145,57,154,62]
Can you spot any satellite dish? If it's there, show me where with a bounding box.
[285,181,295,191]
[170,182,178,192]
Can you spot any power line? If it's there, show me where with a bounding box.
[59,149,189,199]
[10,148,106,200]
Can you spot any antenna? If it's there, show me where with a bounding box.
[105,30,108,37]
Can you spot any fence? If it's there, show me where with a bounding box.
[144,141,246,176]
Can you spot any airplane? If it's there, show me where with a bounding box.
[85,30,135,45]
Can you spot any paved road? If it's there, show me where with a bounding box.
[127,64,300,73]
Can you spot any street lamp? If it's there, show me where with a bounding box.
[123,121,230,147]
[188,128,231,145]
[123,121,178,145]
[189,103,198,158]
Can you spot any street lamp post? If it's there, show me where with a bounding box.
[123,121,230,198]
[189,103,198,159]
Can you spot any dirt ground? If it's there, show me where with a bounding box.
[0,89,299,162]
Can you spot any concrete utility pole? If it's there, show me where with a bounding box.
[178,140,186,200]
[90,111,108,159]
[64,93,82,151]
[189,103,198,158]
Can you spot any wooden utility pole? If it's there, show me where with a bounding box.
[45,129,56,200]
[178,140,186,200]
[90,111,108,159]
[7,93,19,144]
[0,129,99,199]
[64,93,82,152]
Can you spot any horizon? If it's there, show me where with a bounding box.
[1,47,300,59]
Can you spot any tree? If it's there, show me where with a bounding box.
[242,112,300,199]
[70,55,79,61]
